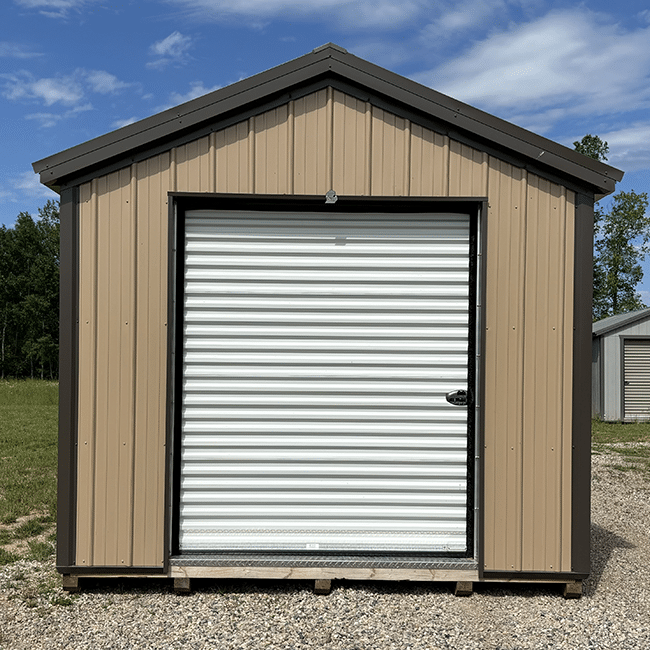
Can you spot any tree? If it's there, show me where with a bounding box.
[573,134,609,162]
[0,200,60,379]
[573,135,650,320]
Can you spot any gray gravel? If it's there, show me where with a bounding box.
[1,452,649,650]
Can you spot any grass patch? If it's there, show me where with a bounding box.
[27,540,55,562]
[0,380,58,526]
[0,548,20,566]
[592,419,650,476]
[13,519,47,540]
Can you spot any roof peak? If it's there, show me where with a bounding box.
[312,43,348,54]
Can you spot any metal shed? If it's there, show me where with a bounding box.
[592,308,650,422]
[34,44,623,596]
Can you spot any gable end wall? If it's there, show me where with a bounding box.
[72,89,577,574]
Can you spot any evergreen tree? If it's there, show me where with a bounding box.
[573,136,650,320]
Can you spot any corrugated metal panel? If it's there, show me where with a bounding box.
[76,168,137,567]
[371,108,410,195]
[521,178,573,573]
[332,91,370,195]
[293,90,331,194]
[624,339,650,420]
[179,210,471,552]
[132,154,170,567]
[73,88,576,572]
[483,158,526,572]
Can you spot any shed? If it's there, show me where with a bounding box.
[34,44,623,596]
[592,308,650,421]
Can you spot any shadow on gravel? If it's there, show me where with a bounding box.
[584,523,635,597]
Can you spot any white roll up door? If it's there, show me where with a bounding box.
[623,339,650,421]
[179,209,472,553]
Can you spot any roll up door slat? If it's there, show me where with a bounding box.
[624,339,650,421]
[179,210,471,553]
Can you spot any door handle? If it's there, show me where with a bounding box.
[446,389,469,406]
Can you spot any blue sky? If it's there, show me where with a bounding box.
[2,0,650,300]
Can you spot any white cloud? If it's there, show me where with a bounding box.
[160,81,221,110]
[13,0,92,18]
[150,31,192,58]
[165,0,424,29]
[2,68,131,106]
[25,112,62,128]
[14,171,59,200]
[2,71,84,105]
[148,31,194,69]
[414,10,650,123]
[84,70,131,94]
[421,0,508,39]
[25,102,93,128]
[0,41,42,58]
[596,124,650,173]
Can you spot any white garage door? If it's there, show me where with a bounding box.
[179,209,472,553]
[624,339,650,421]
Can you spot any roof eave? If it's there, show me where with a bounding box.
[33,44,623,196]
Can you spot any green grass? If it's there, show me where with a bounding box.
[592,419,650,475]
[0,380,58,525]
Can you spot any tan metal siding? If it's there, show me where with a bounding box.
[76,169,137,567]
[175,137,211,192]
[410,126,449,196]
[132,154,170,567]
[293,89,330,194]
[483,159,527,572]
[332,91,370,195]
[254,105,292,194]
[371,108,410,196]
[74,89,576,572]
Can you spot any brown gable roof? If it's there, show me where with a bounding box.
[33,43,622,196]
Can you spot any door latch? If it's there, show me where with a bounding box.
[446,389,469,406]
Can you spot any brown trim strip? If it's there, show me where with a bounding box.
[57,186,79,571]
[476,200,488,580]
[482,570,589,581]
[57,566,166,576]
[571,193,594,575]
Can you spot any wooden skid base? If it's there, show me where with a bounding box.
[314,579,332,594]
[170,566,480,583]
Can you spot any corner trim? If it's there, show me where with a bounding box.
[571,193,594,575]
[57,187,80,570]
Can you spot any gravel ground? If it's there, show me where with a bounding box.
[1,452,649,650]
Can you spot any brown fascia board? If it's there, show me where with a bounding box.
[33,43,623,196]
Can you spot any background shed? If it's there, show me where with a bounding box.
[592,308,650,421]
[33,44,623,594]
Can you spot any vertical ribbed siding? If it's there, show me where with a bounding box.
[76,169,136,567]
[74,88,576,572]
[180,211,470,552]
[623,339,650,420]
[483,159,527,572]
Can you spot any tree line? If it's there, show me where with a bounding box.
[0,200,59,379]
